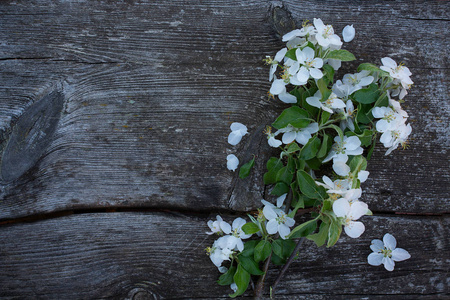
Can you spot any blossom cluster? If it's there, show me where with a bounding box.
[210,18,413,297]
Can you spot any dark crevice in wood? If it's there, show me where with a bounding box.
[0,205,447,227]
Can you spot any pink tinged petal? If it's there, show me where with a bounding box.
[297,66,310,82]
[263,206,278,220]
[266,219,279,235]
[381,57,397,69]
[306,96,322,109]
[391,248,411,261]
[370,239,385,252]
[333,198,350,217]
[383,233,397,250]
[358,170,370,183]
[368,252,384,266]
[342,25,355,42]
[226,154,239,171]
[274,47,288,61]
[349,201,369,220]
[383,257,395,271]
[295,132,311,145]
[279,92,298,104]
[278,224,291,239]
[309,68,324,79]
[282,29,303,42]
[282,131,296,144]
[228,131,242,146]
[276,194,287,208]
[333,161,350,176]
[344,221,365,238]
[345,136,362,150]
[270,79,286,95]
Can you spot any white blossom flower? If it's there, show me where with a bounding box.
[316,175,351,196]
[368,233,411,271]
[342,24,355,42]
[268,47,288,81]
[206,215,232,235]
[313,18,343,49]
[332,153,351,176]
[342,70,374,94]
[372,106,404,133]
[323,136,363,163]
[261,199,295,239]
[380,57,413,99]
[295,47,324,80]
[306,91,346,114]
[332,198,368,238]
[332,80,353,100]
[220,217,252,252]
[228,122,248,145]
[208,237,234,268]
[338,100,356,131]
[269,78,298,103]
[226,154,239,172]
[279,122,319,145]
[282,24,317,42]
[380,123,412,155]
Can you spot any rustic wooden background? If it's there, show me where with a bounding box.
[0,0,448,298]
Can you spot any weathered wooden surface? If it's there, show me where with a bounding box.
[0,0,448,298]
[1,213,448,299]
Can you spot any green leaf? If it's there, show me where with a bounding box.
[322,64,335,85]
[254,240,272,263]
[270,182,290,196]
[327,221,342,247]
[272,106,310,130]
[230,264,250,298]
[320,111,331,125]
[353,83,380,104]
[326,49,356,61]
[357,63,381,73]
[239,240,258,257]
[356,102,373,124]
[348,155,367,173]
[317,78,329,97]
[306,221,330,247]
[239,156,255,179]
[373,91,389,108]
[276,166,294,185]
[288,218,318,239]
[263,157,283,185]
[306,157,321,170]
[317,134,331,159]
[285,142,301,154]
[238,256,264,276]
[297,170,327,200]
[242,222,260,235]
[218,265,237,286]
[285,48,297,60]
[271,239,296,263]
[300,136,321,160]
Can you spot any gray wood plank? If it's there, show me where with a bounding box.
[0,213,447,298]
[0,0,448,220]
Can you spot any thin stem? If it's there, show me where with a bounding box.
[254,252,273,299]
[271,238,305,296]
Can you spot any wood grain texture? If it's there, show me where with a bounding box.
[0,213,448,299]
[0,0,448,219]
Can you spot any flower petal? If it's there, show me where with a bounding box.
[309,67,324,79]
[278,224,291,239]
[383,256,395,271]
[230,122,248,134]
[266,219,278,234]
[344,221,365,238]
[279,92,298,104]
[383,233,397,250]
[226,154,239,171]
[332,198,350,217]
[349,201,369,220]
[263,205,278,220]
[342,25,355,42]
[227,131,242,146]
[370,239,384,252]
[391,248,411,261]
[282,131,296,144]
[367,252,384,266]
[270,79,286,95]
